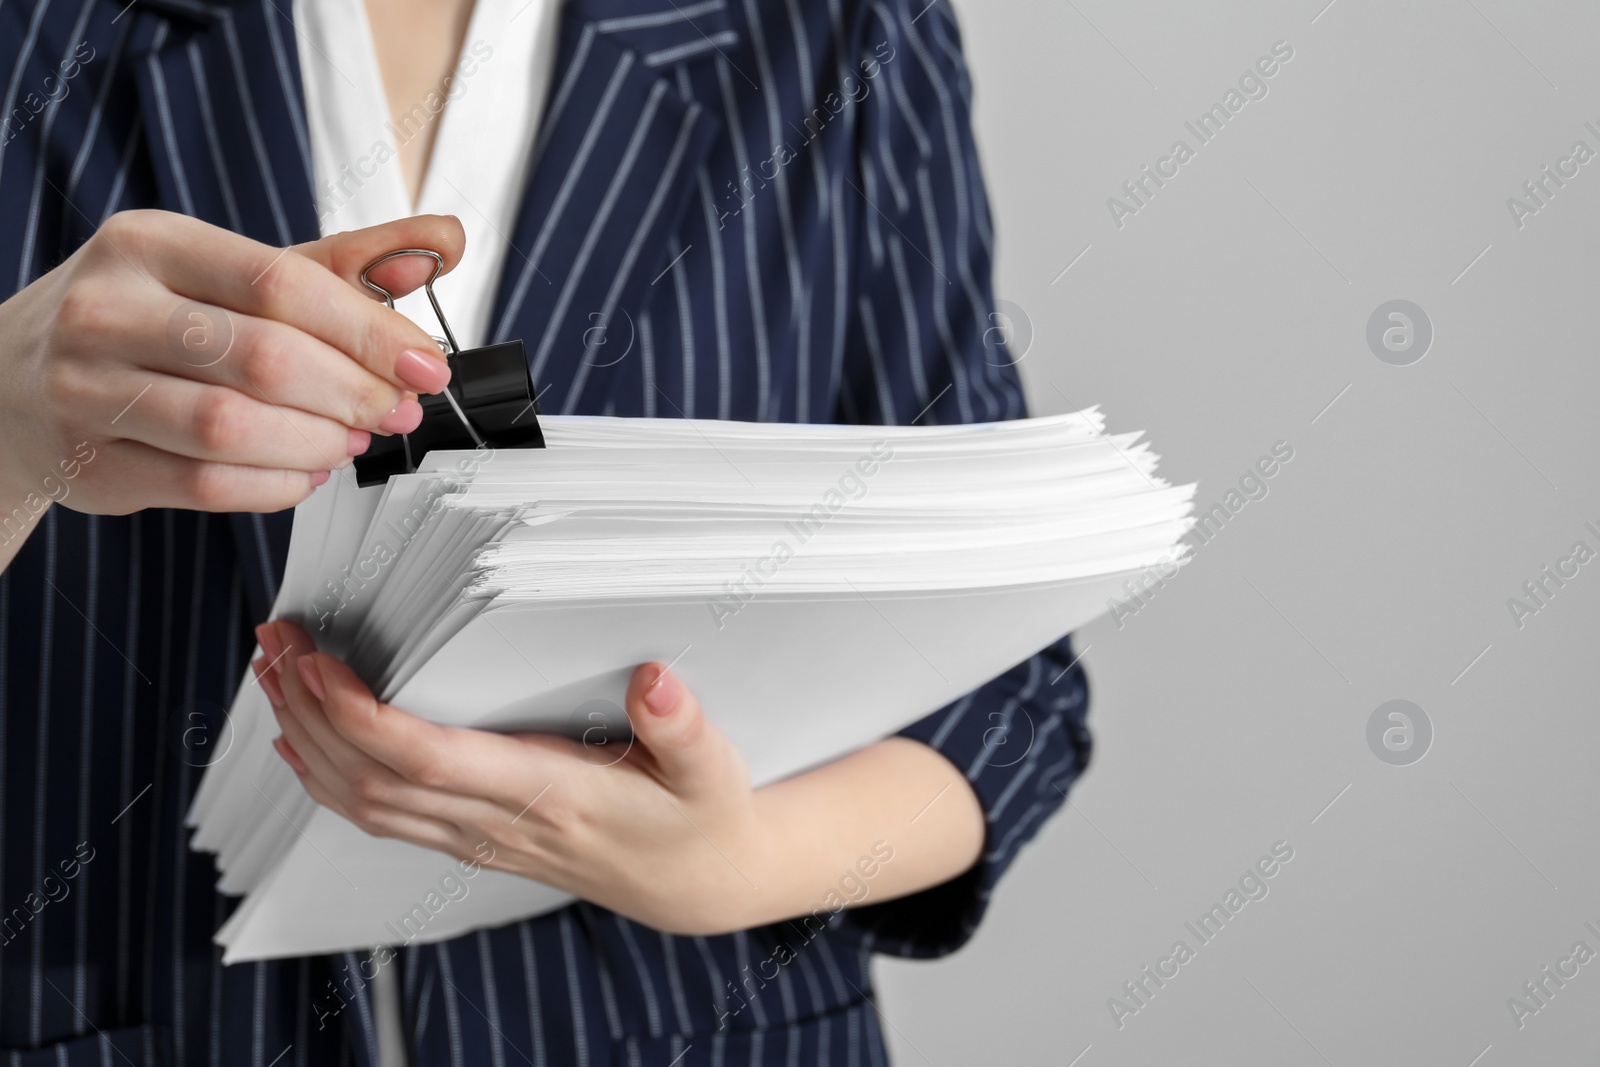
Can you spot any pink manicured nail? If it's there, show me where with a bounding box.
[253,657,286,707]
[255,623,283,664]
[644,667,680,716]
[378,399,424,434]
[348,428,372,456]
[297,656,327,701]
[395,348,452,394]
[309,471,331,487]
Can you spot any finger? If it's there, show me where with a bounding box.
[103,211,455,397]
[287,744,471,854]
[271,693,460,845]
[97,372,364,472]
[293,214,466,297]
[55,273,409,434]
[309,648,574,809]
[274,691,535,869]
[269,622,526,824]
[266,674,336,782]
[155,302,413,434]
[76,440,320,514]
[624,664,737,794]
[273,715,329,785]
[268,692,379,823]
[256,620,393,796]
[254,627,344,782]
[252,657,287,710]
[268,621,408,794]
[271,735,308,775]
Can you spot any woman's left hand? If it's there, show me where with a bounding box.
[251,619,770,935]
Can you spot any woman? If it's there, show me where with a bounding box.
[0,0,1089,1063]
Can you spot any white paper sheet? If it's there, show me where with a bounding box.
[191,410,1194,961]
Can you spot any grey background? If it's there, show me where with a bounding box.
[874,1,1600,1063]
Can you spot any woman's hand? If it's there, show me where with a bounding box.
[253,619,987,936]
[255,619,772,935]
[0,210,467,564]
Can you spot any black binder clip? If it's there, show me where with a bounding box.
[352,249,545,487]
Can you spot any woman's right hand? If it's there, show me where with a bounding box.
[0,209,467,538]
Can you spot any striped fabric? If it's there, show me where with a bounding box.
[0,0,1091,1063]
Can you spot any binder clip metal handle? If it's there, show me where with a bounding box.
[352,249,545,487]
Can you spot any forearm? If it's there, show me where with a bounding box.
[734,737,984,932]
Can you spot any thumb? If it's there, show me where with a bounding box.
[624,664,744,794]
[294,214,467,301]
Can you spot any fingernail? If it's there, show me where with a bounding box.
[273,736,309,774]
[297,656,327,701]
[644,667,680,716]
[255,623,283,664]
[348,428,372,456]
[309,471,331,487]
[270,629,292,677]
[378,399,424,434]
[395,348,452,394]
[253,657,286,707]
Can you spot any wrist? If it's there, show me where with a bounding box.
[0,475,51,570]
[722,782,844,932]
[0,422,46,509]
[0,466,51,528]
[0,441,30,501]
[695,788,786,933]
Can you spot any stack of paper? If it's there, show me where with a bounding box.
[190,410,1193,961]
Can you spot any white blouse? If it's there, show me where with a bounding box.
[291,2,559,1063]
[294,0,560,350]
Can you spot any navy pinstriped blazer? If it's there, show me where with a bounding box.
[0,0,1092,1063]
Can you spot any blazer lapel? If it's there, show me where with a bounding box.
[130,1,318,630]
[486,0,735,415]
[132,0,320,246]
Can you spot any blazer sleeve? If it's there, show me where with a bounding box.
[830,0,1093,957]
